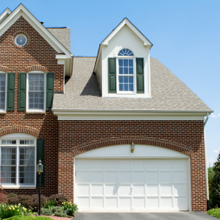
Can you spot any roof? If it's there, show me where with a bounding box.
[47,28,71,52]
[53,57,212,112]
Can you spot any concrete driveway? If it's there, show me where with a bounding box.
[74,212,216,220]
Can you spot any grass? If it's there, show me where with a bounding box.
[3,216,53,220]
[207,208,220,218]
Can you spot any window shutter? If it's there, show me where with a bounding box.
[18,73,26,111]
[136,58,144,93]
[108,58,116,93]
[7,73,15,111]
[46,72,54,111]
[37,138,45,186]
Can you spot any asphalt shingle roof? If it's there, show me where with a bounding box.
[53,57,212,112]
[47,28,71,52]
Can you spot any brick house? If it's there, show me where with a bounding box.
[0,4,213,212]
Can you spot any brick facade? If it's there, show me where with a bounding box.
[0,16,64,196]
[58,120,207,211]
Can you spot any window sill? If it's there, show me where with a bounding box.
[0,111,6,114]
[26,111,46,114]
[1,185,36,189]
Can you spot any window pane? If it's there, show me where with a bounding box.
[1,148,16,165]
[0,166,16,184]
[29,74,44,110]
[124,84,128,91]
[2,140,16,145]
[129,76,133,83]
[0,74,5,110]
[129,84,133,91]
[118,49,134,56]
[19,147,35,185]
[119,67,123,74]
[124,60,128,66]
[129,60,133,66]
[124,76,128,83]
[119,60,123,66]
[129,68,133,74]
[119,84,123,91]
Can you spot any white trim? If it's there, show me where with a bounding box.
[101,18,152,48]
[188,158,192,212]
[0,133,36,189]
[0,4,71,57]
[26,71,46,113]
[0,8,11,24]
[53,109,208,120]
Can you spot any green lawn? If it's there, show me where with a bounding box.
[208,208,220,218]
[3,216,53,220]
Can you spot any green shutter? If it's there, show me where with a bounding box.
[46,73,54,111]
[7,73,15,111]
[37,138,45,186]
[18,73,26,111]
[108,58,116,93]
[136,58,144,93]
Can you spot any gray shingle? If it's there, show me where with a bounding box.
[47,28,71,52]
[53,57,212,112]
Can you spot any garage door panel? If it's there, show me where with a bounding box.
[133,184,145,195]
[118,171,130,183]
[104,171,117,182]
[76,171,90,182]
[146,197,159,209]
[90,172,103,183]
[77,184,89,195]
[146,171,158,183]
[91,184,103,195]
[147,184,158,195]
[75,158,189,211]
[132,171,145,183]
[105,184,118,195]
[91,197,103,208]
[106,197,117,208]
[160,184,172,196]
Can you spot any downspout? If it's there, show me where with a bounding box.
[204,113,210,210]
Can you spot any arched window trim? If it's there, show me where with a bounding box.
[118,48,134,57]
[0,133,36,188]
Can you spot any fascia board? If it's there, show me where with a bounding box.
[52,109,213,120]
[0,5,71,57]
[0,8,11,23]
[101,18,152,47]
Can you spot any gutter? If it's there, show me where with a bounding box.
[203,112,211,210]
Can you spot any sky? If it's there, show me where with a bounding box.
[1,0,220,167]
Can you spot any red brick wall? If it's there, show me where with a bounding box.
[58,120,206,211]
[0,16,64,196]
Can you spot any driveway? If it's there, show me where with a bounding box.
[74,212,216,220]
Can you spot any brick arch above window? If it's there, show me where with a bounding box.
[72,136,193,157]
[25,65,48,73]
[0,126,39,138]
[0,65,9,72]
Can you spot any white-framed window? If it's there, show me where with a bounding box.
[0,72,6,112]
[27,71,46,112]
[116,48,136,94]
[0,133,36,188]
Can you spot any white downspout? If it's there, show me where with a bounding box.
[204,113,210,209]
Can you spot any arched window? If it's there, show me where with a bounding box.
[0,133,36,187]
[118,48,134,56]
[118,49,134,92]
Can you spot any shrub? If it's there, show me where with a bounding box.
[62,201,78,216]
[8,194,47,212]
[0,185,8,204]
[48,194,67,206]
[44,200,55,209]
[54,210,67,217]
[41,208,53,216]
[51,206,63,213]
[207,208,220,218]
[7,194,17,199]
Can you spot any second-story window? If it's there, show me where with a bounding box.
[27,73,45,111]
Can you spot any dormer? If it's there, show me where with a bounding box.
[94,18,153,98]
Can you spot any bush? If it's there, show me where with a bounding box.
[207,208,220,218]
[51,206,63,213]
[0,185,8,204]
[8,194,47,212]
[54,210,67,217]
[208,167,214,208]
[4,216,53,220]
[7,194,17,199]
[41,208,53,216]
[48,194,67,206]
[62,201,78,216]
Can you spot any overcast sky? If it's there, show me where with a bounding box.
[1,0,220,167]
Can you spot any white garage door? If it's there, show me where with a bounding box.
[75,158,188,211]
